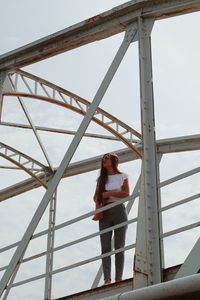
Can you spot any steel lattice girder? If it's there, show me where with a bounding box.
[1,69,142,158]
[0,142,51,188]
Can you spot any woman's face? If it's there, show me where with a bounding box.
[102,154,113,169]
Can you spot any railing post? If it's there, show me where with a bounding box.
[156,153,165,272]
[44,190,57,300]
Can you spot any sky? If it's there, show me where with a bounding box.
[0,0,200,299]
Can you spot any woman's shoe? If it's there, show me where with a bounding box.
[115,278,122,283]
[103,277,111,285]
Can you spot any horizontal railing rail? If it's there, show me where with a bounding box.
[161,221,200,239]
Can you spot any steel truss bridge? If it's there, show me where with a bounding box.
[0,0,200,299]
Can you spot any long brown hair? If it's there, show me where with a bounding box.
[96,152,122,205]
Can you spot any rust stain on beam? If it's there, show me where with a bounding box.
[0,0,200,70]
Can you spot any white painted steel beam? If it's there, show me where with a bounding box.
[0,0,200,70]
[133,16,162,287]
[1,121,138,142]
[174,237,200,279]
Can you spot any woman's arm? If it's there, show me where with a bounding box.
[93,180,99,203]
[103,178,130,198]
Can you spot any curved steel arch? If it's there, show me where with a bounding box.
[3,69,142,159]
[0,142,51,189]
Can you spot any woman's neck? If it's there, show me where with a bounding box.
[107,169,117,175]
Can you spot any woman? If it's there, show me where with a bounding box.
[93,152,130,285]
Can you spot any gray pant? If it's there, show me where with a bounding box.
[99,202,128,281]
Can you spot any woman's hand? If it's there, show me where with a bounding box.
[102,191,110,198]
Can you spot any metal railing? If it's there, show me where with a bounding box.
[0,164,199,298]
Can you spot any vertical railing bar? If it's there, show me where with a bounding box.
[44,190,57,300]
